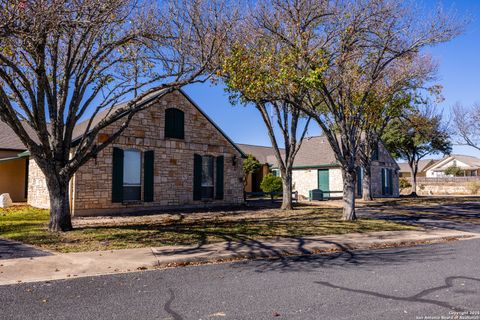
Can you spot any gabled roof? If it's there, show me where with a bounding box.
[292,136,339,168]
[237,143,284,164]
[427,154,480,171]
[0,120,30,151]
[239,135,400,169]
[238,136,340,168]
[0,89,245,157]
[398,159,437,173]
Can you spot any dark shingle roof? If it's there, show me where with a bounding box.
[0,120,31,150]
[293,136,338,167]
[237,144,284,164]
[398,159,437,173]
[238,136,340,168]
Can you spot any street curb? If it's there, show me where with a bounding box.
[152,234,475,269]
[0,230,477,286]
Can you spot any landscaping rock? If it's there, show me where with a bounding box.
[0,193,13,208]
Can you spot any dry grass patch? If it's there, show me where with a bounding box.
[0,205,417,253]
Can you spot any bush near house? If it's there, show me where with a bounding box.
[260,173,283,200]
[399,178,412,192]
[444,165,465,177]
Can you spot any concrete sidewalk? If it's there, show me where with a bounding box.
[0,229,477,285]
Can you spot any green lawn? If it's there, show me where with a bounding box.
[0,205,417,253]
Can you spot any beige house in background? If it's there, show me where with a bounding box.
[0,121,29,202]
[398,159,438,178]
[425,155,480,177]
[0,89,245,215]
[240,136,400,200]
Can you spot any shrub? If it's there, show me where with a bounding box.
[399,178,412,192]
[444,165,464,177]
[260,174,282,200]
[467,181,480,195]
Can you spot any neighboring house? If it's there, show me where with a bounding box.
[398,159,438,178]
[0,89,245,216]
[425,155,480,177]
[237,144,283,193]
[0,121,29,202]
[240,136,400,199]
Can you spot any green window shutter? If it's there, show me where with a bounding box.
[388,169,393,196]
[193,154,202,200]
[356,167,363,196]
[381,168,386,196]
[215,156,224,200]
[144,150,154,202]
[175,109,184,139]
[112,147,124,203]
[165,108,174,138]
[165,108,184,139]
[372,144,379,161]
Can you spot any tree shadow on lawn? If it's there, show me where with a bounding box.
[74,211,409,250]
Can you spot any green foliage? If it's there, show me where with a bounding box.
[243,154,261,186]
[382,107,451,162]
[399,178,412,191]
[243,154,261,176]
[260,173,283,194]
[444,165,464,177]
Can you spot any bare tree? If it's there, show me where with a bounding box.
[221,7,313,210]
[250,0,461,219]
[358,56,439,200]
[0,0,235,231]
[453,103,480,152]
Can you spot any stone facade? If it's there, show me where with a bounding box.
[291,143,399,199]
[370,143,400,198]
[292,167,344,199]
[72,91,244,216]
[27,159,50,209]
[27,90,245,216]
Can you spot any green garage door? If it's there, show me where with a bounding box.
[318,169,330,199]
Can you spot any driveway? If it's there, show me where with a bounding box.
[1,238,479,319]
[0,239,52,260]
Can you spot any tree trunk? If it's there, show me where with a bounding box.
[342,169,357,220]
[362,165,373,201]
[46,176,73,232]
[281,171,293,210]
[409,165,418,197]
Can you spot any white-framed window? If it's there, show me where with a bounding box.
[123,149,142,201]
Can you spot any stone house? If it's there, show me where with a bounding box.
[242,136,400,200]
[0,89,245,216]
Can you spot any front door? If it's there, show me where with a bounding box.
[318,169,330,199]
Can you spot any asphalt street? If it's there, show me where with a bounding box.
[1,238,479,320]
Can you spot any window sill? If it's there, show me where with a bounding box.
[122,200,143,205]
[165,137,184,141]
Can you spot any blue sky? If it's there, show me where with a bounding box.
[183,0,480,159]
